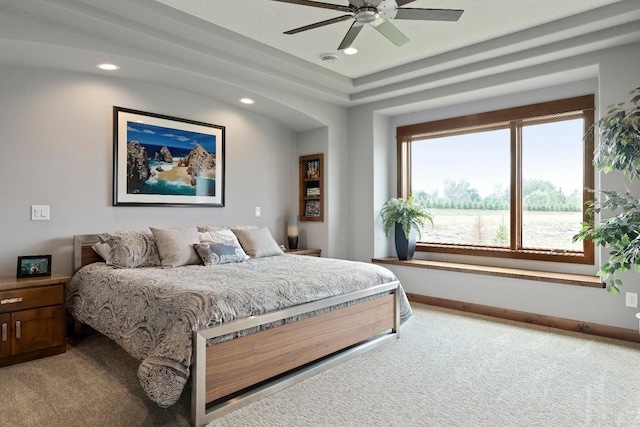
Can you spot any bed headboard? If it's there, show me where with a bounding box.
[73,234,102,272]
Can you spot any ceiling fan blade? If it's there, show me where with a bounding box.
[338,21,365,50]
[394,8,464,21]
[284,15,353,35]
[272,0,352,13]
[395,0,417,5]
[370,18,409,47]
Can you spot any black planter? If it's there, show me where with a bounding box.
[394,223,416,260]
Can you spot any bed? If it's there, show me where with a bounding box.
[67,227,411,426]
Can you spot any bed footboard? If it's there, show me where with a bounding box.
[192,281,401,426]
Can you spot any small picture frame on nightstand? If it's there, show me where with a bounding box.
[17,255,52,278]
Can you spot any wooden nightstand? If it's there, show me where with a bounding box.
[0,273,69,367]
[285,248,321,257]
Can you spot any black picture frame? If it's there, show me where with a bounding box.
[113,107,225,207]
[17,255,52,278]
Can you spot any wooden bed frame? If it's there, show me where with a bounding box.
[73,234,402,427]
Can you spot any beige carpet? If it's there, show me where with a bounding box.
[2,330,191,427]
[4,304,640,427]
[207,304,640,427]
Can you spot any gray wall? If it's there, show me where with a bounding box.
[3,40,639,332]
[347,42,640,330]
[0,65,299,277]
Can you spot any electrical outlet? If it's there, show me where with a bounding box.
[626,292,638,308]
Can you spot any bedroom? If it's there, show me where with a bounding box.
[1,0,639,425]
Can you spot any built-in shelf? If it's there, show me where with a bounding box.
[299,153,324,222]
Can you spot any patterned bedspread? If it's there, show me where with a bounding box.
[67,254,412,407]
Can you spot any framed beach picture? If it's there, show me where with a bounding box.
[113,107,225,206]
[17,255,52,278]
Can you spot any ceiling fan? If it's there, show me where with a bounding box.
[273,0,464,50]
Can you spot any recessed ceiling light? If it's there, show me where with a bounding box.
[239,98,255,105]
[97,63,120,71]
[343,47,358,55]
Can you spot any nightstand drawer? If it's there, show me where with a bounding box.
[0,285,64,314]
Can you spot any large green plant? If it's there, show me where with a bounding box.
[573,86,640,294]
[381,196,434,239]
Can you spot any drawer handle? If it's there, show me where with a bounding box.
[1,323,6,341]
[1,297,23,305]
[15,321,21,339]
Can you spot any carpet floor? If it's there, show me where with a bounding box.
[4,303,640,427]
[207,304,640,427]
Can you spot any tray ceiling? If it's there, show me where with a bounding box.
[155,0,622,78]
[1,0,638,131]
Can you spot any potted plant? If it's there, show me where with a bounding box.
[573,85,640,294]
[381,196,434,260]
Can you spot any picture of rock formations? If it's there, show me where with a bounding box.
[124,120,218,197]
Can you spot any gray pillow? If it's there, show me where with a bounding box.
[232,227,283,258]
[194,242,247,265]
[98,230,160,268]
[150,226,201,268]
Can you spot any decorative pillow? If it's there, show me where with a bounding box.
[150,226,201,268]
[197,225,258,233]
[232,227,283,258]
[194,242,247,265]
[218,230,249,258]
[98,230,161,268]
[199,232,214,242]
[92,242,113,264]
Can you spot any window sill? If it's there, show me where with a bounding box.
[372,257,603,288]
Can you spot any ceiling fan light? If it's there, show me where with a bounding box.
[354,7,379,23]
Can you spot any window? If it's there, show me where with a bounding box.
[397,95,594,264]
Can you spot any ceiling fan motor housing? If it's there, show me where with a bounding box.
[350,0,384,7]
[376,0,399,20]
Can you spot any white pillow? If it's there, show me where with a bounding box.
[92,242,113,264]
[232,227,283,258]
[198,225,258,233]
[199,231,214,242]
[150,226,201,268]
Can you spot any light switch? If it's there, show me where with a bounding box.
[31,205,50,221]
[255,206,261,217]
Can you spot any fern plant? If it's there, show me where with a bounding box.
[380,196,434,239]
[573,85,640,294]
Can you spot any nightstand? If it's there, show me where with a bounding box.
[0,273,69,367]
[285,248,321,257]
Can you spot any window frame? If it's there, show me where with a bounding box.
[396,95,595,265]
